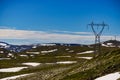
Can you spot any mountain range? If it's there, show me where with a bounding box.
[0,40,120,53]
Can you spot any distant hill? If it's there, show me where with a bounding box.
[0,40,119,53]
[102,40,120,47]
[45,43,84,46]
[0,42,10,48]
[0,42,33,53]
[0,42,86,53]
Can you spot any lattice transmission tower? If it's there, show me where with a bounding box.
[87,21,109,56]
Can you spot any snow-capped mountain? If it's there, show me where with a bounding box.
[39,43,83,46]
[0,42,33,53]
[31,43,84,47]
[8,45,33,52]
[102,40,120,47]
[0,42,86,53]
[0,42,10,48]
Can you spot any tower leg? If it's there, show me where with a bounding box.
[94,35,101,57]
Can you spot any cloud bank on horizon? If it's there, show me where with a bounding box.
[0,28,115,45]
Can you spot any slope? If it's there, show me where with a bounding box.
[61,49,120,80]
[13,48,120,80]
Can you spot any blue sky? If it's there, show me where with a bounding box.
[0,0,120,44]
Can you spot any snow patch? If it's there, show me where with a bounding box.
[19,55,28,57]
[77,51,94,54]
[56,56,71,58]
[0,51,4,53]
[0,67,27,72]
[30,55,34,57]
[56,61,77,64]
[32,45,37,48]
[26,52,39,54]
[0,73,33,80]
[7,53,14,58]
[65,48,69,51]
[77,57,92,59]
[22,62,41,67]
[102,43,115,47]
[107,43,113,46]
[0,43,7,46]
[41,49,58,53]
[0,43,10,48]
[95,72,120,80]
[40,43,56,46]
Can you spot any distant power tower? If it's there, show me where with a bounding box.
[88,21,109,56]
[114,35,117,41]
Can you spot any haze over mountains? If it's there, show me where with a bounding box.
[0,40,119,53]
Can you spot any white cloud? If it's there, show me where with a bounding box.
[0,29,115,44]
[51,30,92,35]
